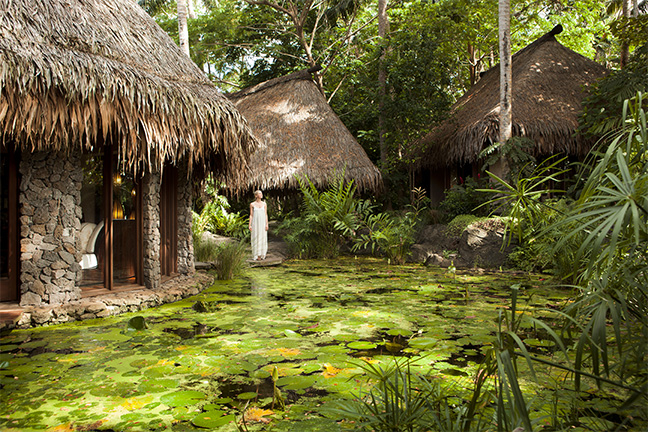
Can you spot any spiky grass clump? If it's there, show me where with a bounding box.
[193,236,220,263]
[215,241,247,280]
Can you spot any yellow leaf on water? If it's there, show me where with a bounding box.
[245,407,274,423]
[275,348,301,356]
[322,363,343,378]
[351,311,372,317]
[120,396,153,411]
[47,424,74,432]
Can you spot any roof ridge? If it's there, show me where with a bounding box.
[479,24,564,80]
[228,66,321,100]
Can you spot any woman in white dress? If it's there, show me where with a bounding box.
[249,190,268,260]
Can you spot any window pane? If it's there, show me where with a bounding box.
[80,154,105,287]
[113,166,138,285]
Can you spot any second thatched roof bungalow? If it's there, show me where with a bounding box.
[410,25,607,205]
[0,0,256,308]
[228,69,383,193]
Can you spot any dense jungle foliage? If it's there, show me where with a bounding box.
[138,1,648,430]
[139,0,646,203]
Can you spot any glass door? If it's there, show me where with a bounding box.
[80,153,105,287]
[112,166,142,285]
[79,146,142,290]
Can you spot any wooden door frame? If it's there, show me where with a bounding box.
[96,144,144,290]
[160,166,178,276]
[0,146,20,302]
[103,145,114,290]
[135,178,143,285]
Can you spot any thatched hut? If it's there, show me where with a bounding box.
[412,25,607,204]
[228,69,382,193]
[0,0,256,306]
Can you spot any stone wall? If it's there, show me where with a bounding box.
[176,164,194,275]
[142,171,161,290]
[19,151,83,307]
[5,272,214,330]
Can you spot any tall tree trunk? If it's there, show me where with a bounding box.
[187,0,196,19]
[498,0,512,144]
[178,0,190,57]
[468,42,477,86]
[620,0,630,68]
[495,0,512,178]
[378,0,389,170]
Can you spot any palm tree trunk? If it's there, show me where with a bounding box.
[378,0,389,169]
[620,0,630,67]
[498,0,512,144]
[178,0,190,57]
[495,0,512,178]
[187,0,196,19]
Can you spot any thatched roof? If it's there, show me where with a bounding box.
[0,0,257,188]
[228,69,382,192]
[413,25,608,168]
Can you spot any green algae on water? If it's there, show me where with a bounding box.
[0,258,571,431]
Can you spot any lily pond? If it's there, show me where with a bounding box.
[1,258,572,431]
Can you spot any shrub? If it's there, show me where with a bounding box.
[277,216,339,259]
[194,177,249,240]
[445,214,483,238]
[330,355,492,432]
[505,198,582,275]
[278,171,370,258]
[480,136,537,182]
[438,177,490,220]
[351,188,429,264]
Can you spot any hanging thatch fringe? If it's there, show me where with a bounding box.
[228,69,383,193]
[411,25,608,169]
[0,0,258,191]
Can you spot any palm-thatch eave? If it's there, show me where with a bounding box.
[412,24,608,169]
[228,69,382,193]
[0,0,258,191]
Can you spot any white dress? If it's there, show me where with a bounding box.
[251,204,267,259]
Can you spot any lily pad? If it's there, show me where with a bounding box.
[237,392,258,400]
[127,316,148,330]
[347,341,377,350]
[160,390,206,407]
[408,338,437,349]
[192,412,236,429]
[386,329,413,337]
[275,375,317,390]
[283,329,303,338]
[138,378,179,393]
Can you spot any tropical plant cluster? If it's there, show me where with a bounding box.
[276,172,370,259]
[192,177,249,243]
[438,176,491,221]
[479,92,647,430]
[277,172,430,264]
[332,94,647,431]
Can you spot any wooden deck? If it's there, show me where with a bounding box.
[0,302,23,328]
